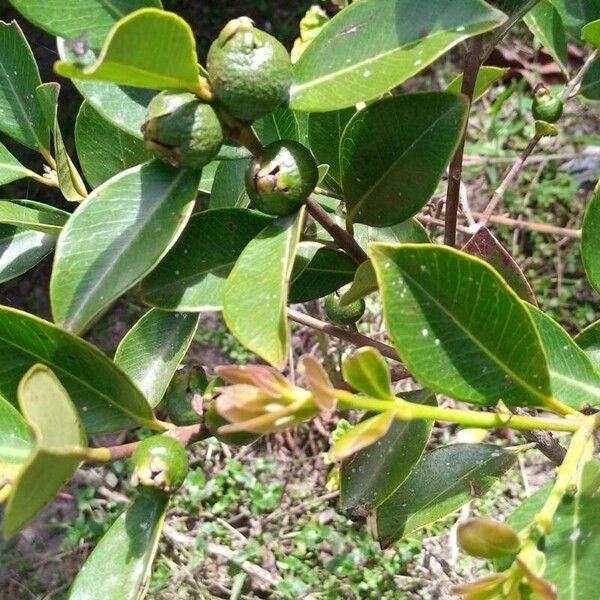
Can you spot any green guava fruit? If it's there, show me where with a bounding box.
[532,86,563,123]
[325,294,365,326]
[142,91,224,168]
[245,140,318,215]
[204,400,261,447]
[130,435,189,494]
[207,17,292,122]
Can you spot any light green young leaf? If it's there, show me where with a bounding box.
[342,348,394,399]
[528,305,600,409]
[330,411,396,462]
[0,142,39,186]
[142,209,271,311]
[583,18,600,46]
[0,396,33,503]
[290,0,506,112]
[525,1,569,74]
[35,83,87,202]
[223,209,304,368]
[446,66,509,101]
[55,9,202,94]
[0,21,50,154]
[114,310,199,407]
[0,200,68,234]
[76,101,152,188]
[68,490,169,600]
[509,460,600,599]
[0,225,56,284]
[341,93,468,226]
[376,444,517,547]
[51,160,201,334]
[3,365,86,537]
[288,243,357,303]
[341,389,435,513]
[7,0,162,49]
[0,306,154,433]
[370,243,552,407]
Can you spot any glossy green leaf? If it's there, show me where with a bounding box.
[0,142,38,186]
[370,243,552,407]
[7,0,162,49]
[55,9,201,93]
[462,226,537,304]
[0,396,33,503]
[253,107,299,145]
[68,490,169,600]
[548,0,600,40]
[0,306,154,433]
[446,66,509,101]
[199,161,218,194]
[76,101,151,188]
[528,305,600,409]
[525,1,569,73]
[0,200,68,235]
[223,209,304,368]
[142,209,271,311]
[509,460,600,599]
[342,347,394,399]
[209,159,251,209]
[0,225,56,284]
[308,107,355,193]
[35,83,87,202]
[330,411,396,462]
[290,0,506,112]
[51,160,201,334]
[4,365,86,537]
[341,389,435,513]
[583,18,600,46]
[376,444,517,547]
[341,219,430,305]
[341,93,468,226]
[580,58,600,100]
[288,243,357,303]
[575,320,600,371]
[0,21,50,153]
[114,309,199,407]
[582,189,600,294]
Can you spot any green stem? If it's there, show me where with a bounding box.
[336,391,579,434]
[27,169,58,188]
[534,414,598,534]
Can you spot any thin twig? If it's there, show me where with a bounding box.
[513,408,566,466]
[287,307,408,372]
[471,212,581,238]
[477,48,600,229]
[305,197,368,264]
[444,35,484,247]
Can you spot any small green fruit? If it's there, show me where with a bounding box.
[457,517,521,559]
[207,17,292,122]
[245,140,318,215]
[532,86,563,123]
[130,435,189,495]
[142,91,224,168]
[325,294,365,326]
[204,400,261,447]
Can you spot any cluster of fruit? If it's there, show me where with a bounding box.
[141,17,318,217]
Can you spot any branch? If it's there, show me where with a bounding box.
[471,212,581,238]
[444,35,484,247]
[477,48,600,229]
[287,307,408,373]
[305,197,368,264]
[514,409,566,466]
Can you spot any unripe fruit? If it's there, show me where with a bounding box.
[325,294,366,326]
[130,435,189,495]
[207,17,292,122]
[204,400,261,447]
[457,517,521,559]
[532,86,563,123]
[142,91,224,168]
[245,140,318,215]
